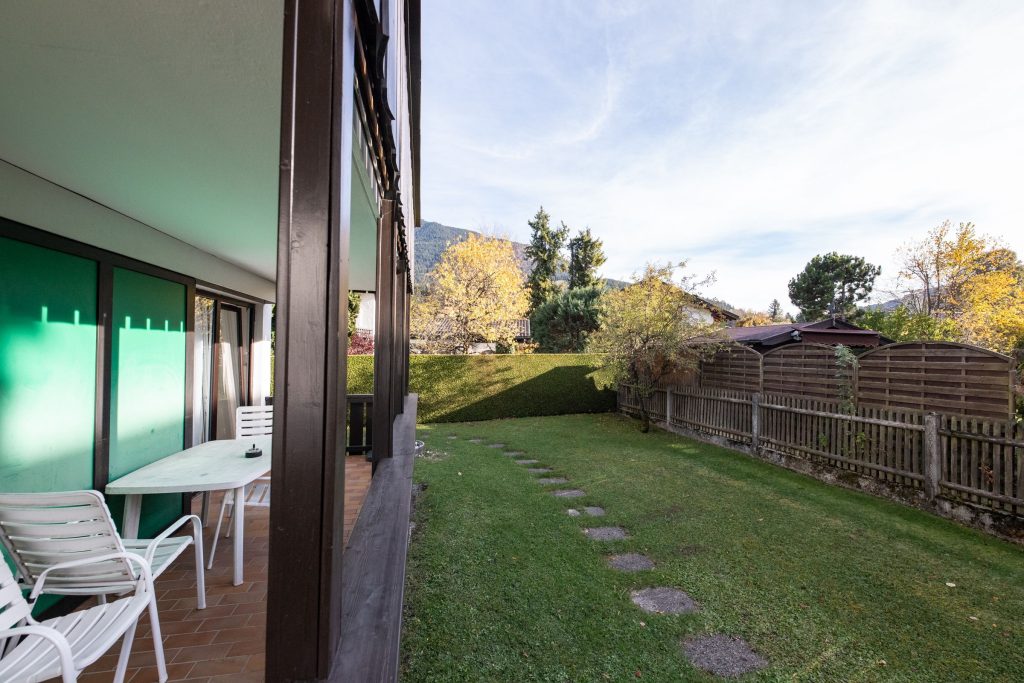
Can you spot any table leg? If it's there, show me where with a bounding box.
[232,486,245,585]
[122,495,143,539]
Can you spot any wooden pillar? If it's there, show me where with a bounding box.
[751,393,761,452]
[267,0,354,679]
[403,277,411,394]
[373,199,397,461]
[393,260,407,414]
[923,412,941,502]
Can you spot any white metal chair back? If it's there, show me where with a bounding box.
[0,491,136,594]
[0,560,31,632]
[236,405,273,437]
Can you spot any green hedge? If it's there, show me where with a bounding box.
[347,354,615,423]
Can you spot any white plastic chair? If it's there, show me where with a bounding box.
[206,406,272,569]
[0,491,206,610]
[0,551,166,683]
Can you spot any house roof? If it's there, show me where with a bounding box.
[724,319,890,348]
[689,295,740,321]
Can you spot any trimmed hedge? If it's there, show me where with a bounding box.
[347,354,615,423]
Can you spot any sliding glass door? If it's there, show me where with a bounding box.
[193,295,252,443]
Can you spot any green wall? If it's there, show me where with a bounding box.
[347,354,616,423]
[0,237,96,492]
[107,268,187,538]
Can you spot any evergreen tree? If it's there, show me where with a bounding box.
[530,285,604,352]
[767,298,783,322]
[788,252,881,320]
[567,228,607,289]
[525,207,569,311]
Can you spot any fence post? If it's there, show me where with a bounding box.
[751,393,761,452]
[923,412,940,502]
[666,387,674,426]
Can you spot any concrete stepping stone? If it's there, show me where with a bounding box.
[446,435,458,440]
[515,459,539,465]
[487,443,505,449]
[468,438,483,444]
[608,553,654,571]
[631,587,699,614]
[536,477,568,485]
[583,527,628,541]
[682,635,767,678]
[583,506,605,517]
[552,489,586,498]
[526,467,552,474]
[566,508,582,517]
[503,451,524,457]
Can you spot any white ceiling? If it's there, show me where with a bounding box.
[0,1,284,281]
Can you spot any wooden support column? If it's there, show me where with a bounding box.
[393,261,407,414]
[373,199,397,462]
[267,0,354,679]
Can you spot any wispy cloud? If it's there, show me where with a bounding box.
[421,0,1024,312]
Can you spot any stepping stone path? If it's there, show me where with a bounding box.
[631,588,699,615]
[503,451,524,457]
[526,467,552,474]
[468,438,483,444]
[446,436,458,440]
[515,459,539,465]
[608,553,654,571]
[552,489,586,498]
[583,527,628,541]
[535,477,568,485]
[682,635,767,678]
[583,506,605,516]
[566,508,582,517]
[487,443,505,449]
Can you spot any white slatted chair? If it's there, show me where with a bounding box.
[0,551,166,683]
[0,491,205,612]
[205,406,272,569]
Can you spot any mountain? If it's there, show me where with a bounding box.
[414,220,628,290]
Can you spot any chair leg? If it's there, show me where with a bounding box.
[97,594,107,604]
[207,493,230,570]
[112,619,137,683]
[201,491,211,527]
[147,593,169,683]
[192,520,207,610]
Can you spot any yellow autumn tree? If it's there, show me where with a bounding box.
[411,233,529,354]
[896,222,1024,353]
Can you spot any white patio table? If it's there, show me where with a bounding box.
[105,436,272,586]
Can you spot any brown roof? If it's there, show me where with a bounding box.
[723,319,890,348]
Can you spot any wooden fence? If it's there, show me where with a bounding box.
[618,384,1024,518]
[693,341,1016,421]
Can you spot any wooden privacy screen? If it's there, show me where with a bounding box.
[762,344,842,401]
[698,345,762,393]
[856,342,1014,420]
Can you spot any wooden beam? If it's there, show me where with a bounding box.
[373,199,397,461]
[267,0,354,679]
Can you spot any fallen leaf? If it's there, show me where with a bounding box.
[945,582,956,588]
[969,616,979,621]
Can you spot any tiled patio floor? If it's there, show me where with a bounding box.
[79,455,373,682]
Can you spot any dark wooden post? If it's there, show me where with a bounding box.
[392,261,407,414]
[373,199,397,461]
[267,0,354,679]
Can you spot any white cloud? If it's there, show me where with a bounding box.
[422,0,1024,313]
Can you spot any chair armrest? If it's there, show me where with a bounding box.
[0,624,76,676]
[31,552,155,602]
[139,514,202,565]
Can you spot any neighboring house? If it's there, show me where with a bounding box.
[685,295,741,325]
[1,2,420,680]
[725,318,892,351]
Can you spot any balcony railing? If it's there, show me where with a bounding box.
[347,393,373,457]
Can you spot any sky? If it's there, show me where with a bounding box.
[420,0,1024,313]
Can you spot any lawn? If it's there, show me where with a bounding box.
[401,413,1024,682]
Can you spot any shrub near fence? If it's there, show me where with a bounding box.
[349,354,615,423]
[619,384,1024,526]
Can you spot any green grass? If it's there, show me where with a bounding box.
[402,414,1024,682]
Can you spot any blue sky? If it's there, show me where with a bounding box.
[420,0,1024,312]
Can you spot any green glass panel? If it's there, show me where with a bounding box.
[0,236,96,492]
[108,268,186,538]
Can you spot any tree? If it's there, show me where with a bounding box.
[530,286,604,352]
[855,306,958,343]
[567,228,607,289]
[895,222,1024,352]
[591,263,718,432]
[525,207,569,311]
[788,252,881,320]
[736,312,773,327]
[411,234,529,354]
[767,299,783,322]
[347,292,361,338]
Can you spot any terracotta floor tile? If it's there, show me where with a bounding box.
[187,655,250,678]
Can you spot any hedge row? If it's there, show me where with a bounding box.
[346,354,616,423]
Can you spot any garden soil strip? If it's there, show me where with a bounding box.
[583,527,628,540]
[682,635,767,677]
[631,588,700,614]
[607,553,654,571]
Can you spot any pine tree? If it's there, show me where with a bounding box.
[567,228,607,290]
[524,207,569,311]
[767,299,783,322]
